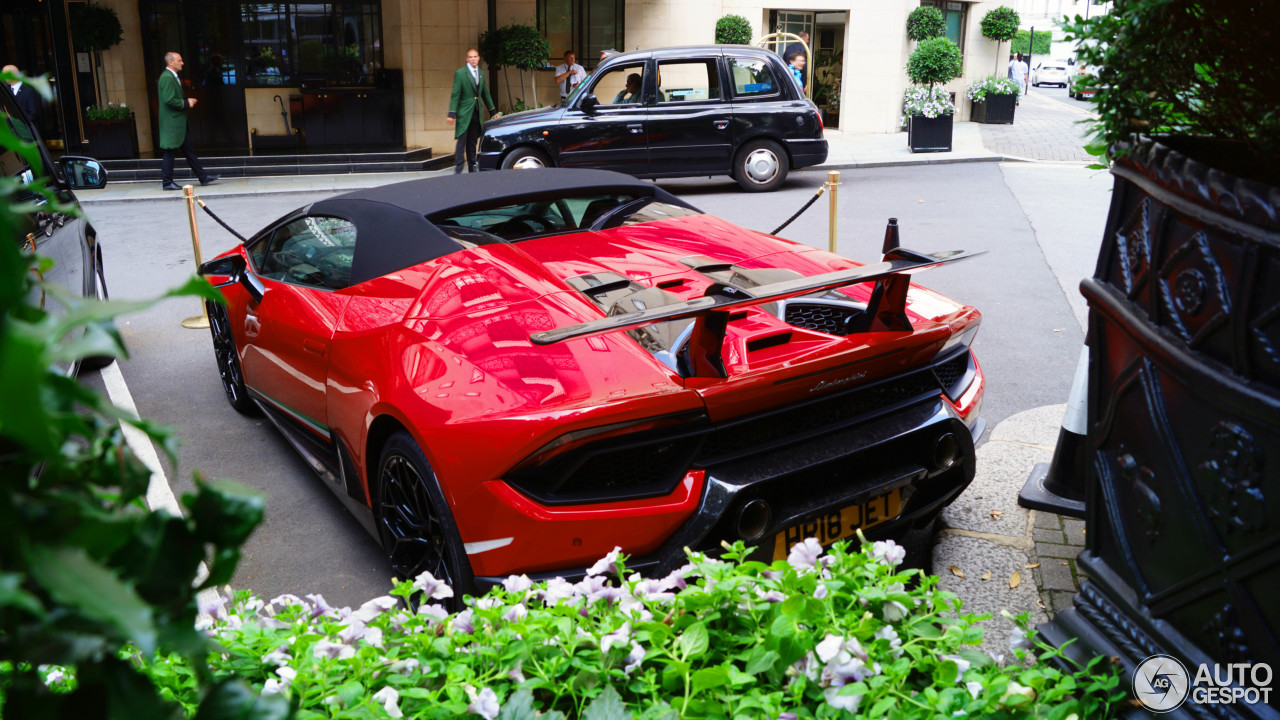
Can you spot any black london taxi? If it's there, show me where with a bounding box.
[477,46,828,192]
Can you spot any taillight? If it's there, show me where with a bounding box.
[817,110,824,134]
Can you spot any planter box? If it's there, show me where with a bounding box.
[84,116,139,159]
[907,113,952,153]
[970,93,1017,124]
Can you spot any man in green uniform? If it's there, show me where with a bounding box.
[446,48,497,174]
[157,51,217,190]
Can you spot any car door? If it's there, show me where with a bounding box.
[645,54,734,176]
[725,54,805,144]
[240,214,355,452]
[554,60,650,175]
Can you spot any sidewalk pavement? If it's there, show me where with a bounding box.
[78,95,1095,655]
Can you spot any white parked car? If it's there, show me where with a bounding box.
[1031,61,1070,88]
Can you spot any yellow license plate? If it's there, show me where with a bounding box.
[772,489,903,561]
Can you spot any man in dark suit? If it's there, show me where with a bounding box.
[3,64,43,132]
[157,51,217,190]
[446,48,497,174]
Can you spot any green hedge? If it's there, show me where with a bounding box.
[1010,30,1051,56]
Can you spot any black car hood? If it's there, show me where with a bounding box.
[484,105,565,132]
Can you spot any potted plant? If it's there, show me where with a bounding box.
[714,14,753,45]
[902,36,962,152]
[83,102,138,159]
[966,76,1020,124]
[1030,1,1280,707]
[979,6,1021,77]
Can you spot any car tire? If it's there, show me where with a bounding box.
[734,139,789,193]
[501,147,552,170]
[373,430,474,607]
[207,300,258,415]
[79,249,116,373]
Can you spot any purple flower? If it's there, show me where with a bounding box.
[418,603,450,625]
[816,634,865,664]
[412,570,455,600]
[777,714,798,720]
[787,538,825,572]
[312,639,356,660]
[262,646,292,667]
[814,583,829,600]
[306,593,333,619]
[823,686,863,713]
[871,539,907,567]
[756,588,786,603]
[586,547,622,576]
[502,574,533,594]
[466,686,501,720]
[601,622,632,653]
[198,593,229,619]
[1009,626,1035,653]
[353,595,398,623]
[451,608,475,635]
[882,600,909,623]
[508,660,526,683]
[373,686,404,719]
[662,563,697,591]
[624,641,645,675]
[502,603,528,623]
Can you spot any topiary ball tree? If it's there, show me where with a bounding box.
[715,14,753,45]
[907,36,963,88]
[980,6,1021,75]
[906,6,946,42]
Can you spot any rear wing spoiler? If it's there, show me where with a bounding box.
[530,245,982,378]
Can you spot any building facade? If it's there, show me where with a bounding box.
[3,0,1018,160]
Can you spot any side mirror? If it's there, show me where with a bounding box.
[199,254,265,304]
[580,94,599,113]
[57,156,107,190]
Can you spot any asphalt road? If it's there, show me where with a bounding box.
[78,160,1113,607]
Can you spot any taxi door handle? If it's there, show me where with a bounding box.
[303,339,327,357]
[626,123,643,134]
[714,119,729,130]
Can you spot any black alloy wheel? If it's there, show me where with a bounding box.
[207,300,257,415]
[374,431,472,606]
[734,138,789,192]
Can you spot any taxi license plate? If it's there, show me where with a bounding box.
[772,489,903,561]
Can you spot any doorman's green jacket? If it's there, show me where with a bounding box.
[157,70,188,149]
[447,65,496,139]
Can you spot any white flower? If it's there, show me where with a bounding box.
[418,603,450,624]
[502,603,528,623]
[874,626,902,657]
[882,600,909,623]
[1009,626,1035,653]
[871,540,907,567]
[451,608,475,635]
[586,547,622,576]
[41,666,67,686]
[262,678,286,695]
[475,596,502,610]
[198,593,229,619]
[262,646,292,667]
[389,658,420,674]
[353,595,398,622]
[815,634,845,663]
[823,686,863,713]
[1001,681,1036,704]
[466,685,501,720]
[502,574,533,594]
[632,577,676,604]
[787,538,825,572]
[312,639,356,660]
[663,563,697,590]
[373,686,404,719]
[412,571,455,600]
[756,588,786,603]
[305,593,333,619]
[965,681,983,700]
[508,660,526,683]
[624,641,645,675]
[276,666,297,684]
[814,583,829,600]
[601,622,632,653]
[537,577,578,605]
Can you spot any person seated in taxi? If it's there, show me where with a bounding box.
[612,73,642,104]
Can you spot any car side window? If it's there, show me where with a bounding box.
[655,59,721,103]
[253,215,357,290]
[590,63,646,106]
[728,57,780,99]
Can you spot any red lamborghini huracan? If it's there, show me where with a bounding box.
[200,169,984,597]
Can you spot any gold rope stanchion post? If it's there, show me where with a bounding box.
[827,170,840,254]
[181,184,210,329]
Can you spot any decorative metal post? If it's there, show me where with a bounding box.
[181,185,210,330]
[827,170,840,254]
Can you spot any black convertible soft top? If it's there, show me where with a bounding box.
[306,169,685,285]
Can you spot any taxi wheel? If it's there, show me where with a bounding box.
[734,139,789,193]
[207,300,258,415]
[374,431,473,607]
[501,147,552,170]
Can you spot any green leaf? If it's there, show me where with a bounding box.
[0,572,45,616]
[187,477,265,547]
[335,680,365,708]
[692,666,730,695]
[933,659,959,685]
[678,621,709,659]
[194,678,292,720]
[27,545,156,654]
[497,688,538,720]
[744,649,778,675]
[582,686,631,720]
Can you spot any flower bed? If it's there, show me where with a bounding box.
[120,537,1126,718]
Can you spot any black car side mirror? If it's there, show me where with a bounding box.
[580,94,599,113]
[57,156,107,190]
[200,254,265,303]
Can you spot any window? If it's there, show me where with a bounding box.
[655,60,721,103]
[240,3,383,87]
[254,215,358,289]
[728,57,780,99]
[591,63,645,105]
[921,1,967,50]
[538,0,624,70]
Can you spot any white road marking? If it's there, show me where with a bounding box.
[100,360,221,608]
